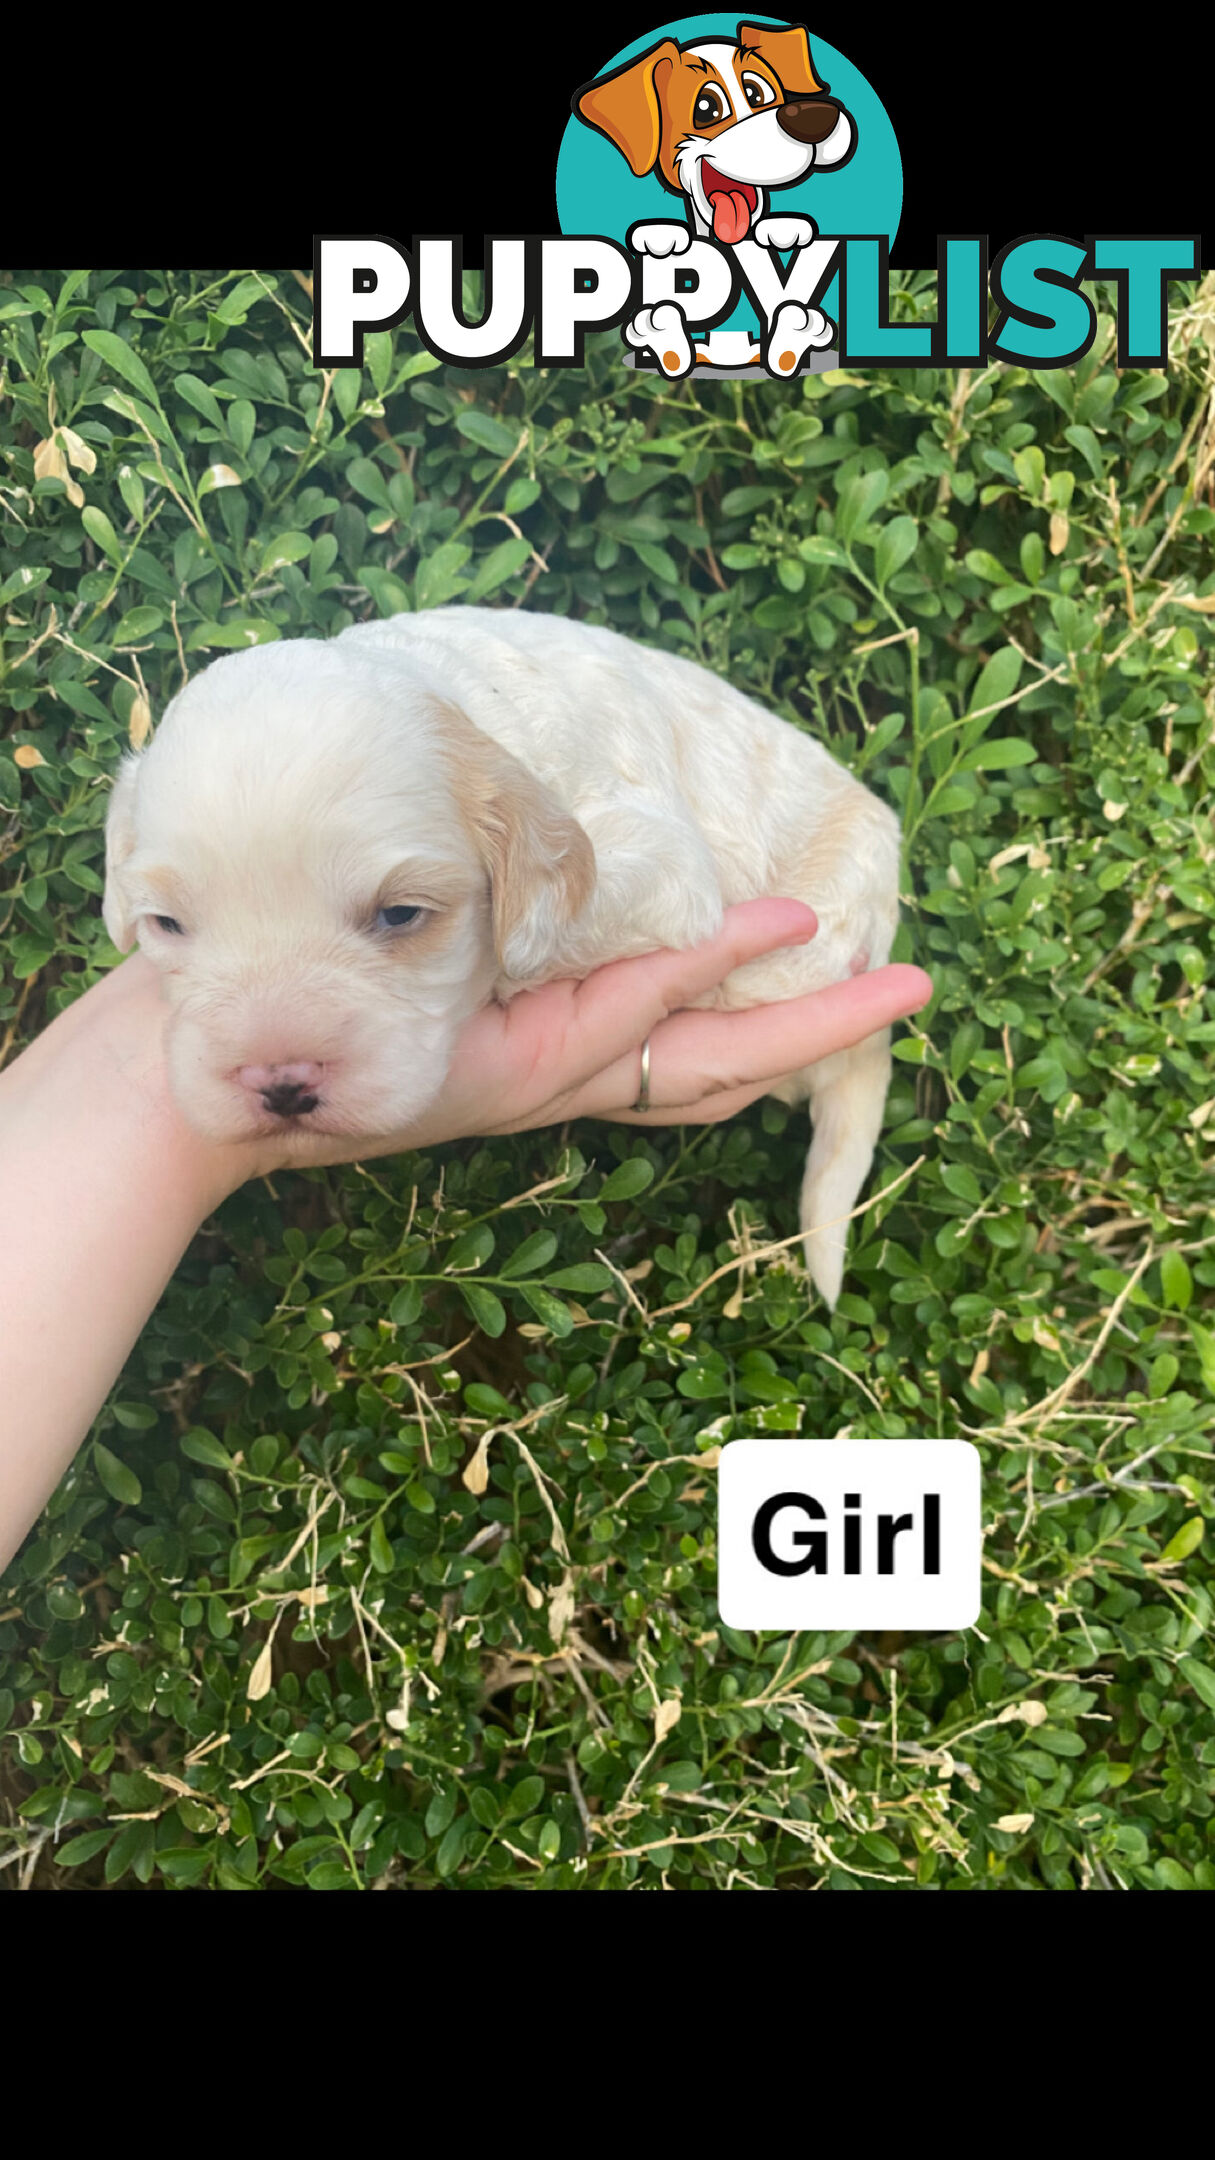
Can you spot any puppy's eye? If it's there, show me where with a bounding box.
[693,87,727,126]
[375,904,425,931]
[742,73,777,111]
[153,914,185,935]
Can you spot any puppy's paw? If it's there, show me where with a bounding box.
[628,221,693,259]
[753,213,817,254]
[625,302,693,378]
[764,299,835,378]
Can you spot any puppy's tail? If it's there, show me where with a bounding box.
[799,1028,893,1308]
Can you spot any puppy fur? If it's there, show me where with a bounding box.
[103,608,901,1304]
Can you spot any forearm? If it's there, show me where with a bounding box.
[0,917,931,1576]
[0,964,232,1574]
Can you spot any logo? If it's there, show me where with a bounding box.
[313,15,1199,375]
[565,18,873,377]
[718,1440,982,1629]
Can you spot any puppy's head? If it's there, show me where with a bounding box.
[574,21,854,243]
[103,639,594,1145]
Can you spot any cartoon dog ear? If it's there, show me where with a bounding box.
[574,38,681,178]
[737,20,826,97]
[102,753,142,952]
[437,704,596,982]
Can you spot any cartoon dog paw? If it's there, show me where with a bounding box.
[753,214,817,254]
[627,222,692,259]
[764,300,835,378]
[625,302,693,378]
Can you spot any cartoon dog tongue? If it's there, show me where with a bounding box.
[711,189,752,244]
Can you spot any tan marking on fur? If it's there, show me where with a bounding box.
[575,20,819,193]
[787,784,900,940]
[431,700,596,971]
[737,21,824,100]
[370,859,480,915]
[381,897,477,969]
[574,39,680,180]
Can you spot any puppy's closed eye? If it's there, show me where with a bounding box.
[374,903,427,932]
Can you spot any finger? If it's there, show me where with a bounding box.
[564,898,818,1079]
[566,963,933,1120]
[604,1080,772,1126]
[484,1077,772,1135]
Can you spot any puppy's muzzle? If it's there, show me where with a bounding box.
[776,97,842,145]
[238,1060,323,1118]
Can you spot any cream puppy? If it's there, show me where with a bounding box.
[103,609,901,1304]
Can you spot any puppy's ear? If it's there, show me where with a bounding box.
[574,38,680,177]
[438,704,595,982]
[102,754,142,952]
[737,21,826,97]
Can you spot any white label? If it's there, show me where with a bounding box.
[718,1440,982,1631]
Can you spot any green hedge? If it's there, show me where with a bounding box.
[1,266,1213,1890]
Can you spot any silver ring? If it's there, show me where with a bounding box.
[632,1035,652,1113]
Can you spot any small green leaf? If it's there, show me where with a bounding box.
[174,373,224,427]
[834,466,889,542]
[425,1788,457,1838]
[435,1819,468,1877]
[498,1231,558,1280]
[959,738,1038,772]
[261,531,311,573]
[464,536,532,603]
[967,646,1023,716]
[365,330,394,396]
[447,1222,495,1272]
[415,541,472,610]
[460,1283,506,1337]
[518,1285,575,1337]
[1147,1352,1179,1399]
[1160,1518,1203,1564]
[389,1282,424,1327]
[179,1428,232,1471]
[56,1828,115,1868]
[1161,1251,1192,1311]
[81,506,122,563]
[81,328,161,407]
[1179,1657,1215,1711]
[93,1442,141,1508]
[455,410,519,456]
[545,1263,613,1294]
[599,1158,655,1202]
[859,1832,901,1867]
[1064,423,1104,480]
[874,515,918,586]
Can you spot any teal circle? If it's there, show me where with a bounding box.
[556,15,902,336]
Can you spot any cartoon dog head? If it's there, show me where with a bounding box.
[575,19,855,243]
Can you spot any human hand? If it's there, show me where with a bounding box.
[2,899,932,1203]
[0,901,931,1567]
[247,895,933,1171]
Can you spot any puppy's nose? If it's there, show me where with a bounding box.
[238,1061,324,1118]
[261,1081,320,1118]
[776,96,842,144]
